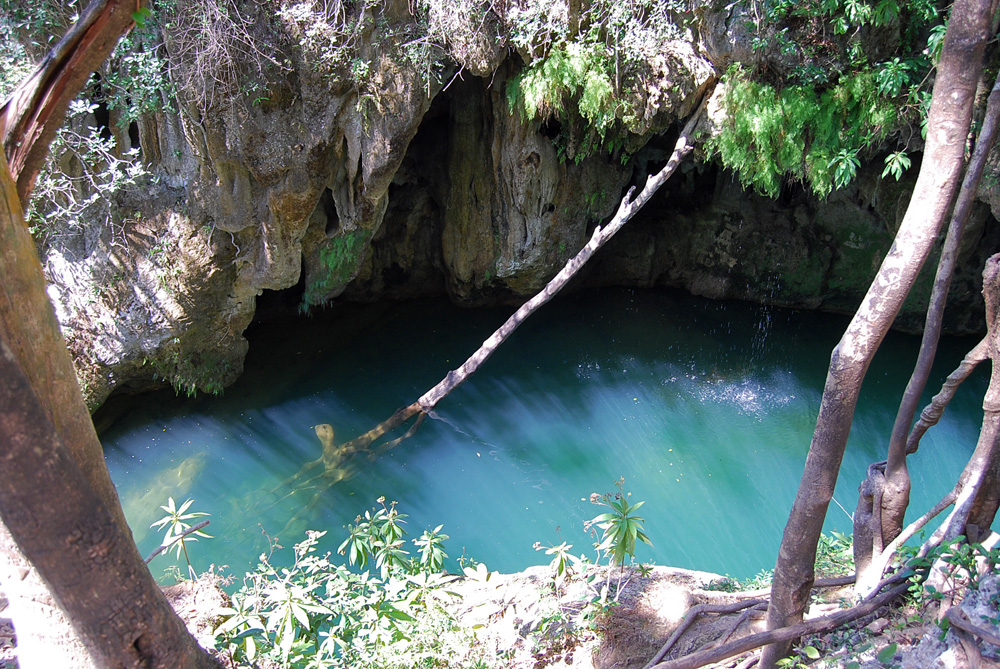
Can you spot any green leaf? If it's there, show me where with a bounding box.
[804,645,821,659]
[877,642,898,665]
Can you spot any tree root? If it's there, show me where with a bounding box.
[645,575,856,668]
[695,575,855,602]
[946,607,1000,647]
[643,599,767,668]
[648,581,909,669]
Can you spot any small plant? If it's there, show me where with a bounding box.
[337,496,410,577]
[882,151,912,181]
[776,643,821,667]
[585,477,652,601]
[533,540,585,591]
[899,535,1000,608]
[815,530,854,577]
[150,497,211,579]
[414,524,450,573]
[587,478,652,567]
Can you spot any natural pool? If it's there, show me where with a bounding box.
[101,288,987,582]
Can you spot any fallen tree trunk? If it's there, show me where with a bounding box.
[334,85,715,455]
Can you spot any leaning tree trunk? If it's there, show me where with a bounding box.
[854,69,1000,583]
[0,338,217,668]
[758,2,992,666]
[0,1,216,666]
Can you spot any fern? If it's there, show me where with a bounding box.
[507,39,626,161]
[708,67,903,197]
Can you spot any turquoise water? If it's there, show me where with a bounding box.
[102,289,987,582]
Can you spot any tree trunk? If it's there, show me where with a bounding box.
[0,1,214,665]
[0,143,127,669]
[0,337,217,669]
[854,70,1000,583]
[966,255,1000,536]
[759,2,992,666]
[907,337,989,454]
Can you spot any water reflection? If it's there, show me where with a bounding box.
[102,289,987,582]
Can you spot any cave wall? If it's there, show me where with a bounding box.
[36,1,1000,409]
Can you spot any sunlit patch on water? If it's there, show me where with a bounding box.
[694,372,798,420]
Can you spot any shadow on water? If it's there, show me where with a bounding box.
[101,288,988,583]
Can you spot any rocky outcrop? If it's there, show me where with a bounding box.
[33,1,999,409]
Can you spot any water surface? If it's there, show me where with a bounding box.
[102,289,987,581]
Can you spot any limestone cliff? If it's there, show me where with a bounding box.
[25,0,999,409]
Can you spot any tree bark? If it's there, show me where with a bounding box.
[0,337,217,669]
[878,70,1000,553]
[0,139,129,669]
[0,1,213,665]
[964,255,1000,536]
[759,2,992,666]
[906,337,989,454]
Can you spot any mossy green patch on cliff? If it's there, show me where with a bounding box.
[302,230,370,308]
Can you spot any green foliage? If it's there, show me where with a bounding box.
[214,503,490,668]
[26,98,148,242]
[749,0,939,75]
[507,39,617,160]
[815,530,854,577]
[831,148,861,192]
[895,535,1000,611]
[704,568,774,592]
[337,497,411,578]
[882,151,912,181]
[877,642,899,666]
[301,230,370,308]
[104,24,176,126]
[586,478,652,567]
[151,497,211,579]
[709,68,901,197]
[414,525,450,574]
[0,0,80,63]
[715,0,945,195]
[505,0,686,162]
[777,644,821,667]
[533,540,586,591]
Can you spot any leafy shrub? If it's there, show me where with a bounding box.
[713,0,944,196]
[26,98,147,243]
[213,499,475,668]
[505,0,687,162]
